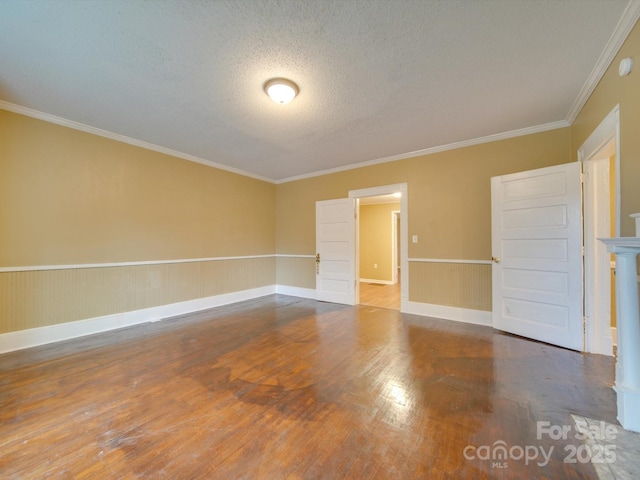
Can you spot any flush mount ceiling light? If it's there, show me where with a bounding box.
[264,78,299,104]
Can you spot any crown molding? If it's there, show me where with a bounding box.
[565,0,640,124]
[0,100,276,184]
[2,4,637,186]
[2,99,572,186]
[276,120,569,184]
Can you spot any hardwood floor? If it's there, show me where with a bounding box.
[359,281,400,310]
[0,295,621,478]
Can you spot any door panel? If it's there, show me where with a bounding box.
[316,198,356,305]
[491,162,583,350]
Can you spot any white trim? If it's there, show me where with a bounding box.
[408,258,493,265]
[274,254,316,259]
[0,99,567,186]
[582,156,614,356]
[275,285,316,299]
[392,210,400,284]
[566,1,640,123]
[0,100,274,184]
[359,278,394,285]
[580,105,621,356]
[349,183,407,199]
[577,105,619,163]
[278,121,568,184]
[0,254,276,273]
[613,327,618,347]
[0,286,275,354]
[404,301,492,327]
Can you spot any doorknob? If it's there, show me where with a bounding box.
[316,253,320,263]
[491,256,501,264]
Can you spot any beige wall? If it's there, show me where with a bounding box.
[0,110,276,334]
[359,202,400,282]
[0,110,275,266]
[276,256,315,289]
[276,127,572,309]
[571,19,640,237]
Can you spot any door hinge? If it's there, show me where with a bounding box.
[580,172,587,184]
[581,245,585,256]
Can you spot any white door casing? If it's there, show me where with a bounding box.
[579,104,620,356]
[491,162,583,350]
[583,156,613,355]
[392,210,400,285]
[316,198,356,305]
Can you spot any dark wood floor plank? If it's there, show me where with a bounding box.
[0,295,618,478]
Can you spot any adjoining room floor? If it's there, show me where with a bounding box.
[359,281,400,310]
[1,295,638,479]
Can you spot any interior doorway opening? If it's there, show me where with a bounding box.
[579,104,620,356]
[349,183,408,311]
[358,195,401,310]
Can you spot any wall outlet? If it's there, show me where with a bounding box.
[412,235,418,243]
[374,264,378,268]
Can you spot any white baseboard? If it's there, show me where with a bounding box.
[403,300,492,327]
[0,287,495,354]
[359,278,394,285]
[276,285,316,299]
[612,327,617,347]
[0,285,275,354]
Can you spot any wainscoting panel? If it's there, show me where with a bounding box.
[0,257,275,334]
[408,261,492,311]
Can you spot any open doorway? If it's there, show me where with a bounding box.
[358,194,401,310]
[349,183,409,311]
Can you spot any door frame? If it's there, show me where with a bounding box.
[349,183,408,310]
[392,210,401,284]
[578,104,620,356]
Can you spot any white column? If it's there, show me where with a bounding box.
[600,237,640,432]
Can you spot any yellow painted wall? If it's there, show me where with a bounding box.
[0,110,275,266]
[359,202,400,282]
[0,109,276,334]
[276,128,572,309]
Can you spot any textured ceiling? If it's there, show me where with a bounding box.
[0,0,636,182]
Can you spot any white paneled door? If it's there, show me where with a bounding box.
[491,162,583,350]
[316,198,356,305]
